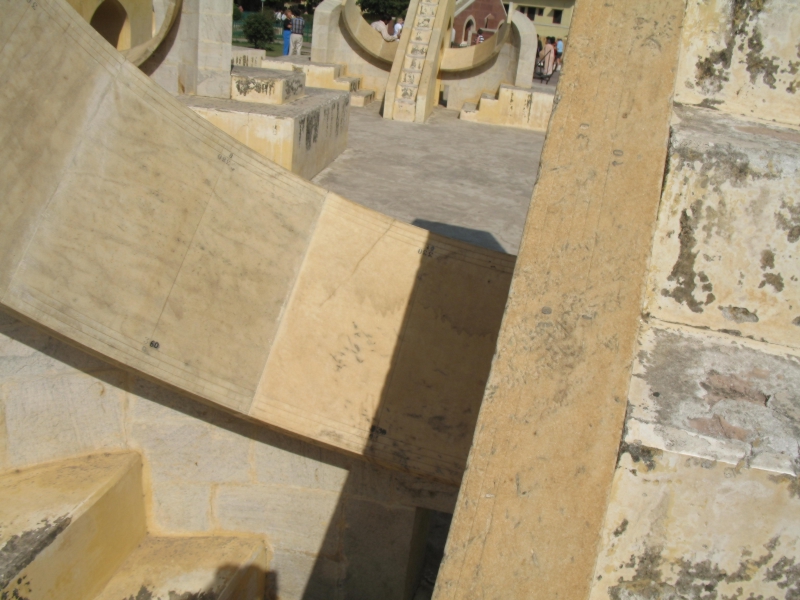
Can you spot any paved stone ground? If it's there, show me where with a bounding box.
[312,101,545,255]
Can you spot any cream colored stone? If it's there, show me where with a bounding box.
[128,390,251,485]
[0,453,147,600]
[231,46,266,68]
[93,535,269,600]
[1,370,128,468]
[340,0,399,63]
[146,0,232,98]
[645,105,800,349]
[0,316,450,598]
[589,449,800,599]
[252,194,513,483]
[674,0,800,127]
[458,84,553,130]
[149,475,213,532]
[434,0,686,596]
[384,0,454,122]
[438,16,538,112]
[253,438,349,492]
[214,483,342,556]
[182,88,350,180]
[626,324,800,474]
[0,1,517,481]
[269,549,342,600]
[230,67,305,105]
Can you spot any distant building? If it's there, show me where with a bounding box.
[452,0,507,46]
[503,0,574,41]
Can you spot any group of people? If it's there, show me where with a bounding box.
[370,17,404,42]
[536,36,564,78]
[275,8,305,55]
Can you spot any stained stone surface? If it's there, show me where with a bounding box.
[433,0,687,597]
[674,0,800,127]
[646,104,800,349]
[0,0,512,484]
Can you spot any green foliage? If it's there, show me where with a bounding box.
[305,0,324,13]
[232,2,243,21]
[242,11,276,49]
[357,0,409,20]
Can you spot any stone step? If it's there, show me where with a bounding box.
[458,84,553,130]
[0,453,146,600]
[231,66,305,105]
[92,535,270,600]
[334,76,361,92]
[459,102,479,122]
[350,89,375,107]
[259,58,367,95]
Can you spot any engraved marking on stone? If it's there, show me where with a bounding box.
[419,245,435,257]
[149,340,160,349]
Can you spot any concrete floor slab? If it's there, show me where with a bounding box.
[312,102,545,254]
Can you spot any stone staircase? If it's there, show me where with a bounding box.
[0,452,270,600]
[260,56,375,107]
[459,83,554,131]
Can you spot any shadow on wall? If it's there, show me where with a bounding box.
[0,314,464,600]
[0,226,509,599]
[301,227,510,599]
[411,220,507,253]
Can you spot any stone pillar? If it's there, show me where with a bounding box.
[145,0,232,98]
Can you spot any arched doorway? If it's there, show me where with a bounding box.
[463,17,475,45]
[90,0,131,50]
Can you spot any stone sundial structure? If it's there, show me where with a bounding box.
[0,0,799,598]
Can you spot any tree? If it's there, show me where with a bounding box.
[357,0,409,20]
[242,11,276,49]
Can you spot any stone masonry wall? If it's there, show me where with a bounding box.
[587,0,800,597]
[0,312,458,600]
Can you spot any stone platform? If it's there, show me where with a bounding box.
[180,87,350,180]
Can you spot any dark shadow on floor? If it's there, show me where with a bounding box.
[411,220,507,253]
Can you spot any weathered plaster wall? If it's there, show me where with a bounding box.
[587,1,800,591]
[626,325,800,475]
[646,104,799,348]
[588,324,800,597]
[590,448,800,600]
[0,312,458,600]
[674,0,800,127]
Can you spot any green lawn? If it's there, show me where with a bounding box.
[232,39,284,57]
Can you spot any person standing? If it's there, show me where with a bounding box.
[556,38,564,70]
[537,36,556,80]
[288,9,305,56]
[394,17,404,37]
[282,9,293,55]
[371,17,398,42]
